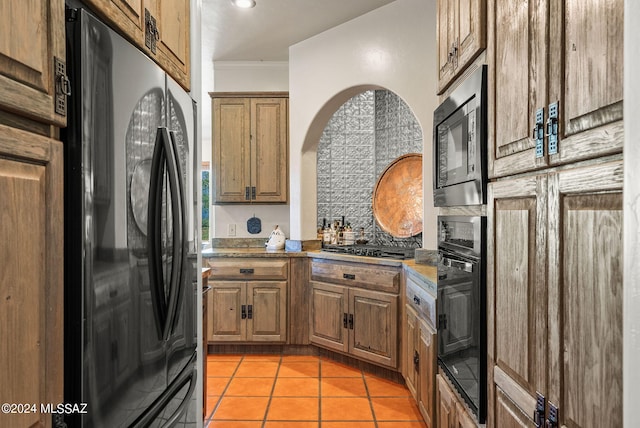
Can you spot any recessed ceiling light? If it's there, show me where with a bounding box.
[231,0,256,8]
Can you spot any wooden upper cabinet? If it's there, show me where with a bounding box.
[488,0,623,178]
[83,0,190,90]
[0,0,66,126]
[547,0,624,166]
[437,0,486,94]
[488,0,548,177]
[147,0,190,90]
[211,93,289,204]
[83,0,144,37]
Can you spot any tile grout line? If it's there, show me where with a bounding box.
[362,371,379,428]
[318,357,322,428]
[260,354,283,428]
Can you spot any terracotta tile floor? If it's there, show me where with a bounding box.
[205,354,427,428]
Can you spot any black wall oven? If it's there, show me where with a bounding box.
[437,215,486,423]
[433,65,487,206]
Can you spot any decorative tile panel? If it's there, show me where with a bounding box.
[317,90,423,246]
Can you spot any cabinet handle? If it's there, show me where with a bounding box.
[247,305,253,319]
[413,350,420,373]
[534,392,545,428]
[348,313,354,330]
[251,186,256,200]
[545,403,558,428]
[343,313,348,328]
[240,268,254,274]
[343,273,356,280]
[413,295,421,305]
[245,187,250,200]
[241,305,247,319]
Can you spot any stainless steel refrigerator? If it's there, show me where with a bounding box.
[62,4,198,427]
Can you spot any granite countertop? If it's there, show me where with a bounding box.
[202,247,308,258]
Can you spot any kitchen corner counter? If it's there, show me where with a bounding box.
[403,260,437,295]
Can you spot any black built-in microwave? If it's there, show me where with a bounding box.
[433,65,487,206]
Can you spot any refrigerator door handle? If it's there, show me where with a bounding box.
[147,127,170,340]
[163,129,187,338]
[163,366,197,427]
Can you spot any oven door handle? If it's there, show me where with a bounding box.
[442,256,474,273]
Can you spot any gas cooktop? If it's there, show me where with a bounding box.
[321,245,416,260]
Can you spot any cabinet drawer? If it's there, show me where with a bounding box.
[406,276,436,329]
[310,259,400,293]
[207,258,289,280]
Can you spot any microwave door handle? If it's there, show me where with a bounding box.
[442,256,473,273]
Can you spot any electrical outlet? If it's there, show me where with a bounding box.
[228,223,236,236]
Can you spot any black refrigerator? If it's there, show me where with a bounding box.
[62,4,198,427]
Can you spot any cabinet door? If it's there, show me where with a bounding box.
[437,0,455,89]
[456,0,486,74]
[456,401,477,428]
[487,0,548,177]
[349,288,398,368]
[493,386,537,428]
[0,126,63,428]
[547,0,623,166]
[547,161,623,428]
[251,98,288,203]
[210,282,246,341]
[212,98,251,203]
[0,0,66,126]
[487,174,548,428]
[437,0,486,94]
[437,374,457,428]
[83,0,144,36]
[309,281,349,353]
[247,281,287,342]
[404,304,420,400]
[151,0,190,90]
[418,321,437,428]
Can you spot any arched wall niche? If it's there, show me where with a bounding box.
[300,85,424,247]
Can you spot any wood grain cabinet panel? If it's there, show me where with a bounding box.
[0,0,66,126]
[207,259,289,343]
[309,259,400,369]
[437,374,458,428]
[488,0,623,178]
[418,320,437,428]
[487,161,623,428]
[0,125,63,428]
[437,0,486,94]
[211,93,288,204]
[82,0,190,89]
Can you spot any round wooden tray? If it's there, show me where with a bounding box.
[372,153,423,238]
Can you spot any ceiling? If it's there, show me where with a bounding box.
[202,0,397,62]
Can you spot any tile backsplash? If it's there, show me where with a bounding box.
[317,90,423,246]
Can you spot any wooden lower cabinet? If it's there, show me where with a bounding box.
[437,374,477,428]
[0,125,63,428]
[209,281,287,343]
[418,319,437,427]
[487,160,623,428]
[405,304,437,427]
[309,280,398,368]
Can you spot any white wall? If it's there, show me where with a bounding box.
[207,61,290,240]
[623,1,640,425]
[288,0,438,248]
